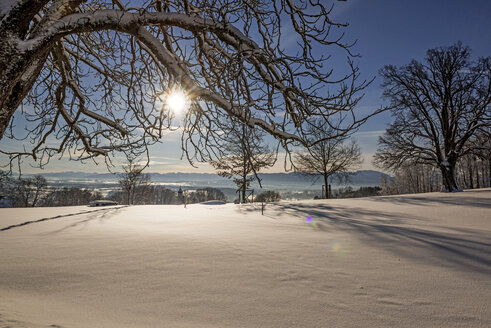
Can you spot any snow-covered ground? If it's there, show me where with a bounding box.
[1,189,490,327]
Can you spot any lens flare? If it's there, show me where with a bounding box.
[159,88,190,114]
[305,216,320,230]
[167,91,186,112]
[331,242,343,252]
[330,241,349,257]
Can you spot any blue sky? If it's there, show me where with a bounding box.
[2,0,491,174]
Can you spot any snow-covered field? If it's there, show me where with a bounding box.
[1,189,490,328]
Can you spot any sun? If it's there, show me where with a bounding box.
[163,88,189,114]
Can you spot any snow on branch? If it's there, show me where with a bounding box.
[0,0,380,169]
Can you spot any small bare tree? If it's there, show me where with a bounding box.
[0,170,10,187]
[118,159,152,205]
[13,175,47,207]
[374,43,491,192]
[294,125,362,198]
[211,123,275,203]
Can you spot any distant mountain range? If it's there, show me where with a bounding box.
[29,170,389,190]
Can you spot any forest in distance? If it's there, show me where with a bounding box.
[1,159,490,207]
[0,169,387,207]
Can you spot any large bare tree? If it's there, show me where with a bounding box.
[0,0,379,169]
[374,43,491,192]
[294,125,362,198]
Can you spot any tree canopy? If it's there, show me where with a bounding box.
[295,124,362,198]
[0,0,378,169]
[374,43,491,192]
[211,121,275,203]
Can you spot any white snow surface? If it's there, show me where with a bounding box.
[1,189,490,327]
[200,200,226,205]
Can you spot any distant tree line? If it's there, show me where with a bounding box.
[0,170,227,208]
[379,165,440,195]
[114,160,227,205]
[255,191,281,203]
[0,173,102,207]
[332,186,382,199]
[106,186,226,205]
[43,187,103,207]
[378,155,490,196]
[456,150,491,190]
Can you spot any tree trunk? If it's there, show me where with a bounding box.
[126,188,131,205]
[0,51,25,139]
[468,159,474,189]
[488,159,491,188]
[0,38,49,140]
[440,161,460,192]
[241,178,246,203]
[474,157,480,189]
[323,174,329,199]
[0,0,86,140]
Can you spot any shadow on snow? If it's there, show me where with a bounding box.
[0,206,126,232]
[246,196,491,275]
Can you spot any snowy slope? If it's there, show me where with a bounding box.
[0,189,490,327]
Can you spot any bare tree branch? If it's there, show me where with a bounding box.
[374,43,491,192]
[1,0,381,170]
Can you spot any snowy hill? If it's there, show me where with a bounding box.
[1,189,490,327]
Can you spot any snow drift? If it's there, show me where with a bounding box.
[0,189,490,327]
